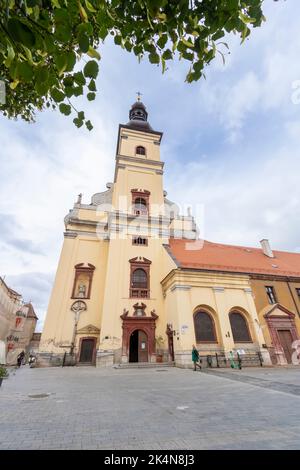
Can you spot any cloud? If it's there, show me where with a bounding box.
[5,272,55,331]
[0,213,43,255]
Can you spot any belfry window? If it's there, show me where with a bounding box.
[133,197,147,215]
[136,146,146,156]
[229,312,252,343]
[131,189,150,216]
[132,236,148,246]
[194,311,217,343]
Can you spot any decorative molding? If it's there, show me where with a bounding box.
[77,324,100,335]
[71,300,87,313]
[117,154,164,168]
[170,285,191,292]
[64,232,78,238]
[213,287,225,293]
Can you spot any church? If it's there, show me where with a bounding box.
[39,100,300,368]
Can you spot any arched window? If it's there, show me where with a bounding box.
[136,146,146,156]
[134,197,148,215]
[194,311,217,343]
[129,257,151,299]
[229,312,252,342]
[132,269,147,289]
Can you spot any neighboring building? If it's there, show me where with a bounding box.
[0,277,39,364]
[29,332,42,354]
[166,239,300,366]
[39,100,299,368]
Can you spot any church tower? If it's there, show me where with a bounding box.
[39,99,196,367]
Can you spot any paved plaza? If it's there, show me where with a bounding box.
[0,365,300,450]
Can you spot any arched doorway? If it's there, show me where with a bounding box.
[129,330,148,363]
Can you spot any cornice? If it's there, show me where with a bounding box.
[116,154,164,168]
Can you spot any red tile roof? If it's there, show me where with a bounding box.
[24,302,38,320]
[167,239,300,278]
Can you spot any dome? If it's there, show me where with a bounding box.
[126,100,153,131]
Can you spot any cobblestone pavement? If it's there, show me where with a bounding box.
[0,366,300,450]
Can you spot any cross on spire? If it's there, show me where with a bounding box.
[136,91,142,102]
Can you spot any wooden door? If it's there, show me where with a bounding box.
[138,330,148,362]
[277,330,293,364]
[79,339,95,363]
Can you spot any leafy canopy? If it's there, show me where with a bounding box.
[0,0,266,130]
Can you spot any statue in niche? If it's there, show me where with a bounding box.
[77,283,87,298]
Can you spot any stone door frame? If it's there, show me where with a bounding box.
[120,309,158,363]
[264,305,299,365]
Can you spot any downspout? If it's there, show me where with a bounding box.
[287,278,300,317]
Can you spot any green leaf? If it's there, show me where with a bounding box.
[85,120,93,131]
[149,52,160,64]
[88,79,96,91]
[87,46,101,60]
[4,44,15,68]
[73,71,86,86]
[114,35,122,46]
[66,51,77,72]
[87,92,96,101]
[85,0,96,12]
[157,34,168,49]
[212,30,225,41]
[83,60,99,78]
[162,49,172,60]
[79,33,90,53]
[59,103,72,115]
[54,53,68,75]
[17,62,33,82]
[73,85,83,97]
[51,87,65,102]
[7,19,36,48]
[181,38,194,49]
[73,117,84,128]
[239,13,256,24]
[78,2,89,22]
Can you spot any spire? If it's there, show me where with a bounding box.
[126,96,153,131]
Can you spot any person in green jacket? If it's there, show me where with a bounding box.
[192,345,201,371]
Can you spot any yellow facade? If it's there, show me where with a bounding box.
[41,101,299,368]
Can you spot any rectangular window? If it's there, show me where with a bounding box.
[265,286,277,304]
[132,237,148,246]
[296,288,300,300]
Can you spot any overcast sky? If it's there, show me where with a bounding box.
[1,0,299,330]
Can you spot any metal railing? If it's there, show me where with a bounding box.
[198,351,263,369]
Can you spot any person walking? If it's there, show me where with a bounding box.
[192,345,201,371]
[28,353,36,368]
[17,350,25,368]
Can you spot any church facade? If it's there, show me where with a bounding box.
[39,101,300,368]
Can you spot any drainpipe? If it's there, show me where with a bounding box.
[287,279,300,317]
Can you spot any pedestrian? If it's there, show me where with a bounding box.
[192,344,201,371]
[28,353,36,368]
[17,350,25,368]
